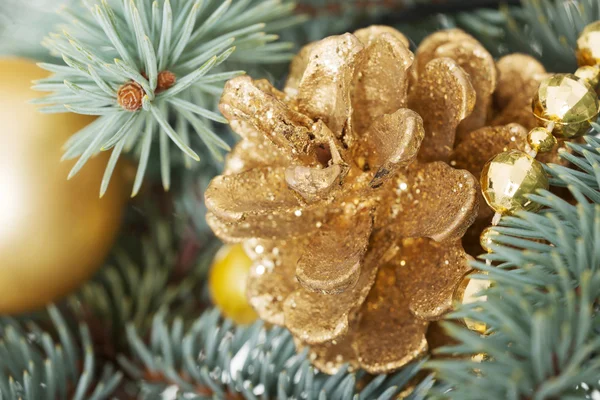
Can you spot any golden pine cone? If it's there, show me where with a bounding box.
[206,26,557,374]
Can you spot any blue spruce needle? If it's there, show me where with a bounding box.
[33,0,302,197]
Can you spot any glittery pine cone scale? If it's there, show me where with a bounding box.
[206,26,559,374]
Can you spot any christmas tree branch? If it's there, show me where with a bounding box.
[0,306,122,400]
[120,309,434,400]
[68,215,218,358]
[429,130,600,399]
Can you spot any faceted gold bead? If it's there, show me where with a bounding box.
[532,73,599,138]
[480,226,499,253]
[472,352,489,376]
[480,150,549,215]
[453,274,491,334]
[577,21,600,67]
[575,65,600,94]
[527,127,557,153]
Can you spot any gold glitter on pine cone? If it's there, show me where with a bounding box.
[206,27,564,374]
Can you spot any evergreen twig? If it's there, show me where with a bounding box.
[0,306,122,400]
[121,309,434,400]
[69,217,218,356]
[34,0,303,196]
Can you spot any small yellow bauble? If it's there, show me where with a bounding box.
[577,21,600,67]
[209,244,258,324]
[0,58,129,314]
[480,150,549,215]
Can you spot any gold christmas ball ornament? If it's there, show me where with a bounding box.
[480,150,549,215]
[577,21,600,67]
[532,73,599,138]
[209,244,258,325]
[527,127,557,153]
[0,58,129,314]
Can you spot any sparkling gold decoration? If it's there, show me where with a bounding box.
[481,150,549,215]
[575,65,600,93]
[480,227,499,253]
[206,26,486,374]
[469,20,598,334]
[209,244,258,325]
[206,26,569,374]
[576,21,600,67]
[491,54,551,131]
[413,29,477,78]
[527,127,557,153]
[430,37,497,140]
[0,59,129,313]
[454,273,491,334]
[451,122,563,254]
[409,59,475,162]
[532,73,599,138]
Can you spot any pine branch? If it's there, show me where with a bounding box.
[429,131,600,398]
[441,0,600,71]
[120,309,434,400]
[33,0,303,196]
[0,306,122,400]
[68,216,217,358]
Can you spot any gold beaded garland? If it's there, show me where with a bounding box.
[532,73,599,138]
[471,20,600,337]
[479,226,499,253]
[527,127,557,153]
[480,150,549,215]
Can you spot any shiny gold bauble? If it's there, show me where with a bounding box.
[480,150,549,215]
[532,73,599,138]
[209,244,258,324]
[527,127,557,154]
[576,21,600,67]
[0,58,128,314]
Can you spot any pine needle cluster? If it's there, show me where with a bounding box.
[33,0,302,196]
